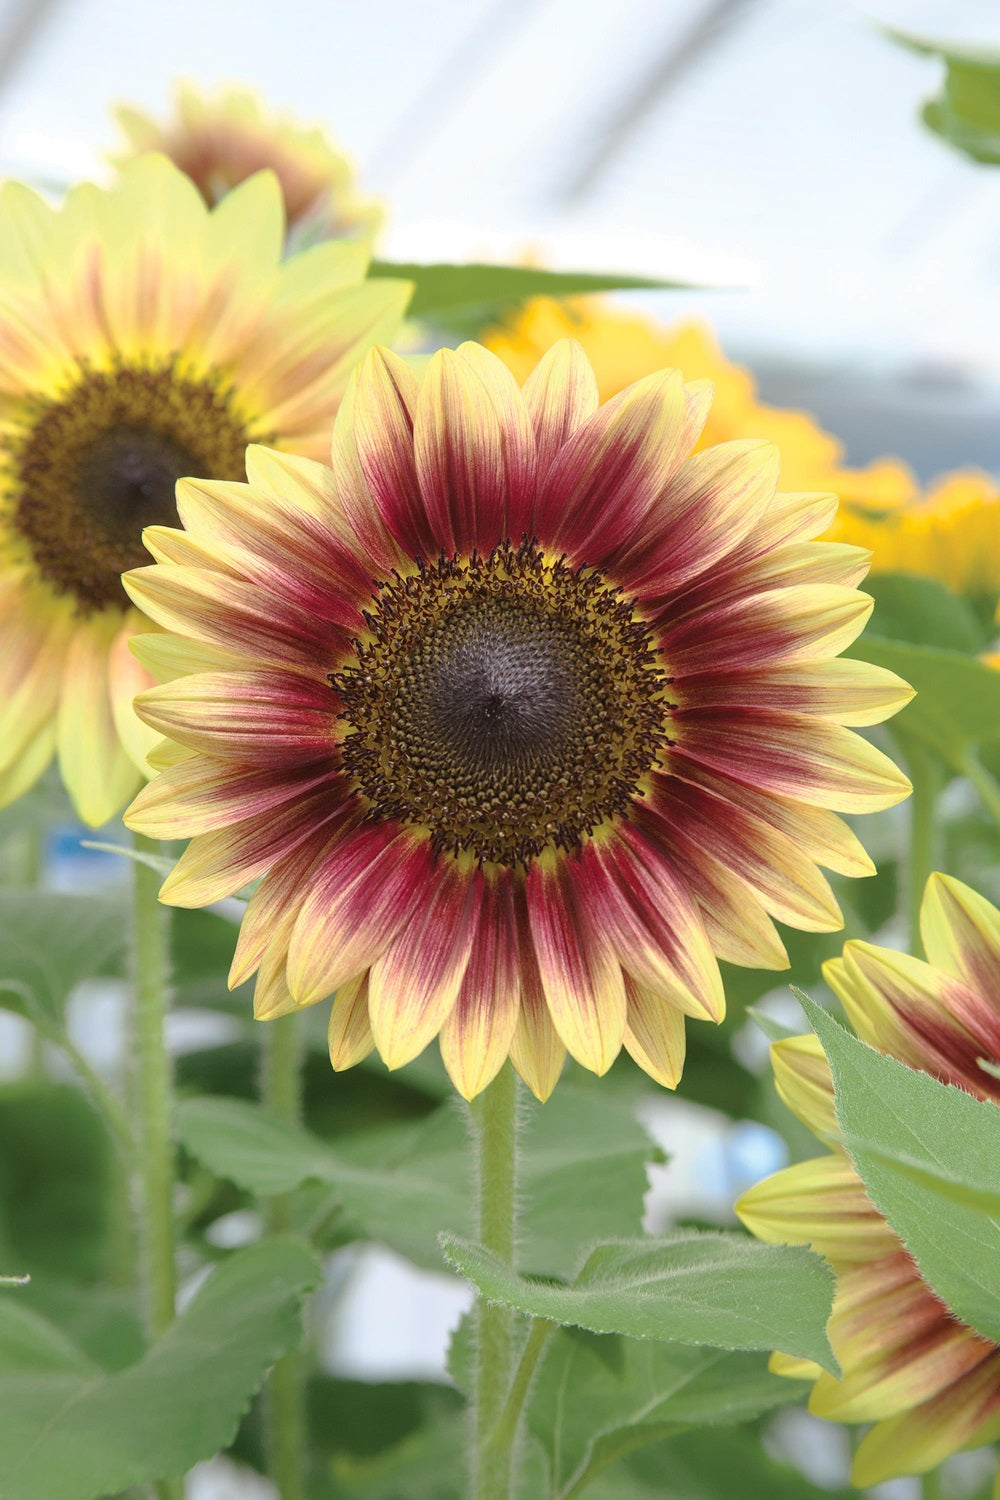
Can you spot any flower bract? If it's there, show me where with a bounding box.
[738,873,1000,1485]
[0,154,410,824]
[125,339,911,1100]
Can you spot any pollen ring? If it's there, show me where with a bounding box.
[333,540,674,867]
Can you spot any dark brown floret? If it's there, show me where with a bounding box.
[10,361,254,613]
[332,539,674,868]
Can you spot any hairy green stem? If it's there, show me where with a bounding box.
[130,836,182,1500]
[262,1014,308,1500]
[131,835,176,1336]
[906,745,940,956]
[470,1064,519,1500]
[4,826,45,1075]
[485,1317,554,1459]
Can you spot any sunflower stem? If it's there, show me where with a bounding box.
[262,1013,308,1500]
[3,824,46,1075]
[470,1064,519,1500]
[921,1468,946,1500]
[485,1317,554,1458]
[906,745,940,956]
[130,835,182,1500]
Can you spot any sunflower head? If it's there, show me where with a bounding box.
[113,83,382,244]
[0,153,409,825]
[738,873,1000,1485]
[125,339,911,1101]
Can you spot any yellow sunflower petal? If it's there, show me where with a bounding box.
[771,1033,837,1140]
[57,621,143,825]
[328,974,375,1069]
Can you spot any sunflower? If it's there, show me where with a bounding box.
[113,84,382,245]
[484,297,916,505]
[829,468,1000,604]
[0,153,409,825]
[738,873,1000,1485]
[123,340,911,1101]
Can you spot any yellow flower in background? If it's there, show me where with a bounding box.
[125,339,910,1101]
[488,298,1000,605]
[114,83,383,244]
[830,470,1000,602]
[0,153,409,826]
[738,873,1000,1486]
[484,297,916,503]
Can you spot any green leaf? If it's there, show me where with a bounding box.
[848,635,1000,767]
[0,1084,112,1282]
[620,1427,859,1500]
[368,261,698,324]
[890,30,1000,165]
[230,1374,464,1497]
[176,1083,657,1276]
[802,993,1000,1344]
[330,1410,467,1500]
[863,572,988,651]
[527,1329,806,1498]
[440,1231,836,1370]
[0,892,126,1022]
[23,1282,143,1372]
[0,1237,321,1500]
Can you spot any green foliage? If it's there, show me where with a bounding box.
[440,1231,836,1369]
[616,1428,860,1500]
[851,635,1000,768]
[525,1331,806,1497]
[0,1238,321,1500]
[176,1084,658,1276]
[863,572,988,651]
[802,993,1000,1344]
[0,892,125,1023]
[331,1410,468,1499]
[892,30,1000,164]
[367,260,698,327]
[0,1084,112,1282]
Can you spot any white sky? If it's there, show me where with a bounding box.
[0,0,998,466]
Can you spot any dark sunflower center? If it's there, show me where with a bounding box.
[333,540,674,868]
[10,363,254,614]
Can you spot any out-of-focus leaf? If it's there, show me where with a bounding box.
[330,1410,467,1500]
[368,260,700,324]
[617,1427,860,1500]
[0,1084,111,1282]
[0,893,125,1022]
[849,635,1000,766]
[863,572,988,651]
[0,1238,321,1500]
[177,1083,657,1276]
[891,30,1000,164]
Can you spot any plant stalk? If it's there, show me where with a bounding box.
[470,1064,519,1500]
[262,1013,308,1500]
[130,834,183,1500]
